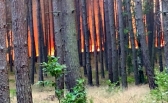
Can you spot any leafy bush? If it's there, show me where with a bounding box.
[37,56,87,103]
[150,70,168,102]
[127,76,135,84]
[61,79,86,103]
[106,80,120,94]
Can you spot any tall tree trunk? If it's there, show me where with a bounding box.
[61,0,80,90]
[91,0,99,86]
[105,0,113,82]
[97,0,105,78]
[81,0,93,85]
[134,0,156,89]
[11,0,33,102]
[108,0,119,83]
[36,0,45,82]
[162,0,168,71]
[52,0,64,95]
[28,0,36,84]
[0,1,10,102]
[155,0,163,72]
[146,0,154,69]
[126,0,139,85]
[75,0,82,66]
[43,0,49,61]
[158,31,163,72]
[118,0,127,88]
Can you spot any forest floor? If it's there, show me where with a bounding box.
[9,73,151,103]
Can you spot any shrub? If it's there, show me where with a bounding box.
[150,70,168,102]
[37,56,87,103]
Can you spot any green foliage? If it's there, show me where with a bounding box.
[106,80,120,94]
[127,54,133,74]
[127,76,135,84]
[124,28,129,34]
[150,70,168,102]
[10,89,16,97]
[37,56,88,103]
[61,79,87,103]
[10,89,16,102]
[142,1,153,14]
[41,56,66,78]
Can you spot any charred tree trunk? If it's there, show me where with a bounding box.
[158,31,163,72]
[43,0,49,62]
[36,0,45,82]
[126,0,139,85]
[105,0,113,82]
[81,0,93,85]
[0,1,10,102]
[118,0,127,88]
[146,0,155,69]
[11,0,33,102]
[156,1,163,72]
[134,0,156,89]
[28,0,36,84]
[108,0,119,83]
[97,0,105,78]
[75,0,82,66]
[91,0,99,86]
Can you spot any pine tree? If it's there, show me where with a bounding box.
[0,0,10,102]
[11,0,33,102]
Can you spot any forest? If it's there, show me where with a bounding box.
[0,0,168,103]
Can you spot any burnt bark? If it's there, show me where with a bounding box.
[28,0,36,84]
[97,0,105,78]
[91,0,99,86]
[104,0,113,82]
[75,0,83,66]
[108,0,119,83]
[118,0,127,88]
[81,0,93,85]
[36,0,45,82]
[146,0,155,69]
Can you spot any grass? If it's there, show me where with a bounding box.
[9,57,152,103]
[9,71,150,103]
